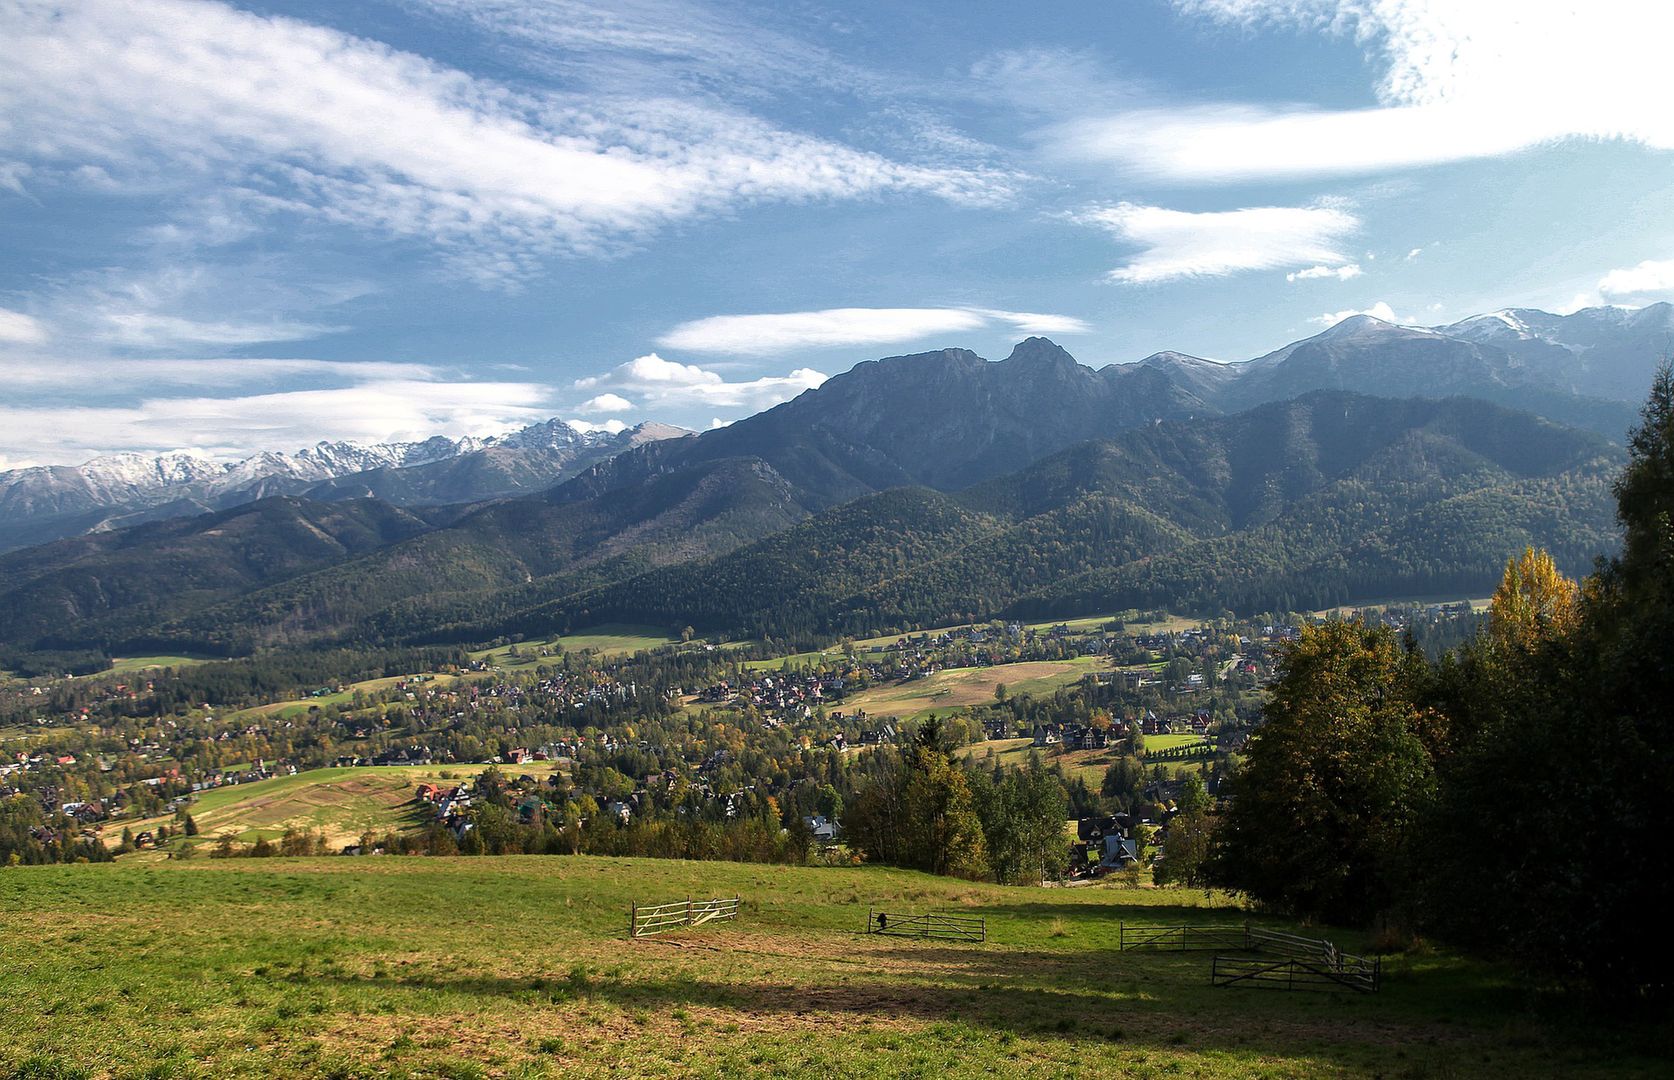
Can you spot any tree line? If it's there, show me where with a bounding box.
[1196,365,1674,1002]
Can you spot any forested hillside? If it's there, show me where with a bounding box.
[0,375,1627,661]
[495,393,1622,641]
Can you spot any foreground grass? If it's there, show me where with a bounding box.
[3,857,1667,1079]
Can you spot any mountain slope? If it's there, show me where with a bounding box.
[0,498,446,652]
[0,420,689,554]
[0,321,1644,659]
[474,393,1622,641]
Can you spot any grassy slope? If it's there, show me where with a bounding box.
[2,856,1664,1079]
[469,624,681,668]
[125,764,562,847]
[104,654,214,674]
[839,657,1104,720]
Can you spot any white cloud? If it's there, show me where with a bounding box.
[1075,202,1359,284]
[1597,259,1674,300]
[967,309,1094,335]
[575,352,826,410]
[657,306,1089,355]
[1048,1,1674,182]
[1287,263,1363,282]
[1309,300,1404,327]
[0,356,433,391]
[0,306,46,345]
[0,379,555,466]
[0,0,1013,285]
[564,417,628,435]
[1405,248,1423,261]
[96,312,344,349]
[578,392,635,412]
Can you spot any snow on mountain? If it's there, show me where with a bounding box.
[0,418,694,552]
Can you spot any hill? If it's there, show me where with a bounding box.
[0,420,688,554]
[0,327,1643,660]
[0,856,1659,1079]
[509,393,1622,640]
[123,764,562,849]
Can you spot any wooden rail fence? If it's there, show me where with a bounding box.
[629,896,739,938]
[1210,954,1381,993]
[1119,921,1380,992]
[866,908,986,942]
[1119,922,1248,952]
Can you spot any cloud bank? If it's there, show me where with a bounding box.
[1076,203,1359,283]
[1049,0,1674,182]
[658,307,1090,355]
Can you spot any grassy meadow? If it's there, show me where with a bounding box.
[470,625,681,668]
[3,856,1666,1079]
[125,764,562,849]
[841,657,1105,720]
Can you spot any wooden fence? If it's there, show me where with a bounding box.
[1118,921,1380,992]
[1210,954,1381,993]
[629,896,739,938]
[866,908,986,942]
[1118,922,1248,952]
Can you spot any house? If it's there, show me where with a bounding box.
[802,815,839,843]
[1031,724,1060,747]
[1063,725,1108,751]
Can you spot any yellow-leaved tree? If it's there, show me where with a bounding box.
[1487,546,1578,653]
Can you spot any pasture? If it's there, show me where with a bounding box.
[103,654,215,674]
[841,657,1104,719]
[124,764,562,849]
[1,856,1664,1079]
[471,624,682,668]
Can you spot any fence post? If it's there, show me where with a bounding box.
[630,902,637,938]
[686,896,693,928]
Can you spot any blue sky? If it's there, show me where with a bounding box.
[2,0,1673,465]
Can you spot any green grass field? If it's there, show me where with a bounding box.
[219,674,469,724]
[103,654,215,675]
[841,657,1104,720]
[471,625,681,668]
[1145,733,1210,752]
[959,737,1130,788]
[1,856,1664,1079]
[126,764,563,848]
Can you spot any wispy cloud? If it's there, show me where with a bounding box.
[1075,202,1359,284]
[1046,1,1674,183]
[0,0,1015,286]
[0,356,433,392]
[658,307,1090,355]
[0,306,46,345]
[0,379,555,466]
[95,312,344,349]
[575,353,827,410]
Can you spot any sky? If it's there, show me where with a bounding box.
[3,0,1673,466]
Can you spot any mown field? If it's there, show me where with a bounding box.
[841,657,1105,720]
[959,733,1212,787]
[470,625,681,668]
[125,764,562,848]
[2,856,1665,1079]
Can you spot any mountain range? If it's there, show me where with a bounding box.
[0,302,1654,665]
[0,419,688,554]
